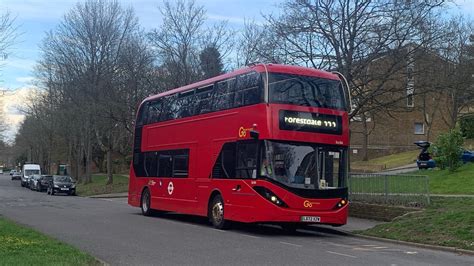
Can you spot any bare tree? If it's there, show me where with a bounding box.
[241,0,449,160]
[19,0,155,185]
[0,11,20,139]
[148,0,234,88]
[436,18,474,128]
[0,10,19,63]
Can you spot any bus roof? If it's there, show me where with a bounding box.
[143,64,340,103]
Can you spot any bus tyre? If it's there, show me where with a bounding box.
[141,189,153,216]
[209,194,229,229]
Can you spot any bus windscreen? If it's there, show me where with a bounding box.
[269,73,346,110]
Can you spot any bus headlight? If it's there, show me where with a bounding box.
[334,198,348,209]
[253,186,288,207]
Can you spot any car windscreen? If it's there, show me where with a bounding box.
[53,176,72,182]
[25,170,40,176]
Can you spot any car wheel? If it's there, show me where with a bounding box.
[209,194,229,229]
[141,188,153,216]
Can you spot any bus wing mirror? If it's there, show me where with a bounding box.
[250,130,259,139]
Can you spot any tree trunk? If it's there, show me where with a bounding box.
[75,150,82,183]
[84,138,92,184]
[361,114,369,161]
[106,149,113,185]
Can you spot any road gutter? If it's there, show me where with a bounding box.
[343,231,474,256]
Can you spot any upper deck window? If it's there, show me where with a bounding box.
[269,73,346,110]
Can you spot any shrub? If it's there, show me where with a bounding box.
[433,129,464,171]
[460,116,474,139]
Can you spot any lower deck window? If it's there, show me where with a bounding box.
[134,149,189,178]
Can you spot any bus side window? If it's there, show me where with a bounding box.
[172,150,189,178]
[144,152,158,177]
[195,84,214,115]
[212,142,236,178]
[133,152,147,177]
[213,78,236,111]
[158,154,172,177]
[177,90,195,118]
[235,72,262,107]
[147,100,161,124]
[136,102,148,126]
[236,141,257,179]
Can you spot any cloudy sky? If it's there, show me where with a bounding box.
[0,0,472,142]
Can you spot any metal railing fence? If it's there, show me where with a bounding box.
[349,173,430,207]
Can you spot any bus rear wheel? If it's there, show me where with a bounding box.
[209,194,229,229]
[141,188,153,216]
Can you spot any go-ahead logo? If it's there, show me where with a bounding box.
[303,200,320,208]
[238,126,252,138]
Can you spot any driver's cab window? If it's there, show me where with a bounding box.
[236,140,257,179]
[318,149,344,189]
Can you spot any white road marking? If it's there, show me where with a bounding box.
[240,234,261,239]
[405,251,418,255]
[373,246,388,249]
[326,251,358,258]
[352,247,372,251]
[279,241,303,248]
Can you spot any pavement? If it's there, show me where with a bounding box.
[377,163,419,175]
[1,174,473,265]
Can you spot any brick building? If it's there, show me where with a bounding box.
[350,46,454,161]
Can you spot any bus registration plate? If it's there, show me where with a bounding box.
[300,216,320,222]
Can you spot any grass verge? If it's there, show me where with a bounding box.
[351,150,418,172]
[413,163,474,195]
[357,197,474,251]
[0,217,100,265]
[76,174,128,196]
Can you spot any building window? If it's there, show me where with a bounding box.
[406,85,414,107]
[414,122,424,135]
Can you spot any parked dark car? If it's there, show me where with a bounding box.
[11,172,22,180]
[29,174,43,191]
[38,175,53,192]
[47,175,76,196]
[461,150,474,164]
[415,141,436,169]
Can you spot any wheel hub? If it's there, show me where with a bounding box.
[142,193,149,212]
[212,202,223,224]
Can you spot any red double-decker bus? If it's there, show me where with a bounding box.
[128,64,350,229]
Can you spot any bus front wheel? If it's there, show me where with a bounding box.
[141,188,153,216]
[209,194,229,229]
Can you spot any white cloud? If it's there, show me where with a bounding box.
[15,76,36,84]
[1,86,39,142]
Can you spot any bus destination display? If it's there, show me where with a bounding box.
[279,110,342,135]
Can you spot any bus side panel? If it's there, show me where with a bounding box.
[128,167,143,207]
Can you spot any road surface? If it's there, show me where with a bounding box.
[0,174,472,265]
